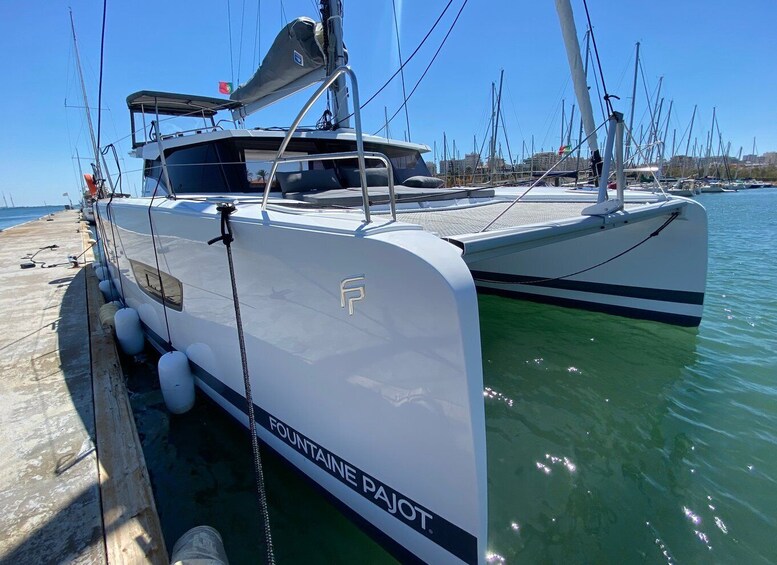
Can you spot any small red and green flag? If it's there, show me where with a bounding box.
[219,81,233,95]
[558,145,572,156]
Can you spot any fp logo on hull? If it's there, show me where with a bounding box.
[340,276,366,315]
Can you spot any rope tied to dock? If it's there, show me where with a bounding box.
[208,203,275,564]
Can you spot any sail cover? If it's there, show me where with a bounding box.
[230,17,328,108]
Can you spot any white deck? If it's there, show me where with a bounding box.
[379,195,653,238]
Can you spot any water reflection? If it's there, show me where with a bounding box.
[479,294,701,562]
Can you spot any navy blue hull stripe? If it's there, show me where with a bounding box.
[476,285,702,327]
[471,270,705,306]
[141,322,478,564]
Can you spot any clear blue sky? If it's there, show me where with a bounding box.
[1,0,775,205]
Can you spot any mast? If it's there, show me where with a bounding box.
[705,107,716,176]
[560,99,566,151]
[2,192,8,208]
[707,107,716,159]
[324,0,349,129]
[682,104,697,177]
[492,69,505,181]
[638,124,644,165]
[554,0,599,156]
[648,95,663,165]
[443,131,448,185]
[659,99,673,174]
[451,139,459,178]
[625,42,640,162]
[489,82,496,178]
[69,9,101,180]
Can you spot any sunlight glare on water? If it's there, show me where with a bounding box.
[482,188,777,563]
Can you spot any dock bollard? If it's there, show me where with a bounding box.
[170,525,229,565]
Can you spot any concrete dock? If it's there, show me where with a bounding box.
[0,211,165,564]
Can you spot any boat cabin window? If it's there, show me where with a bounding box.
[142,139,316,195]
[244,150,305,192]
[143,160,169,197]
[141,138,431,195]
[385,150,431,183]
[333,147,432,185]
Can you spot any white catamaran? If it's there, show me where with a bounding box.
[93,0,707,562]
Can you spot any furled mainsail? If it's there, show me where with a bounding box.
[230,17,330,109]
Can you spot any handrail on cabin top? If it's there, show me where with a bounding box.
[262,66,395,223]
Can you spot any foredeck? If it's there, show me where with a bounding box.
[378,200,647,238]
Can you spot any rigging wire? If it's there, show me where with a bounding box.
[504,84,526,147]
[237,0,247,84]
[252,0,262,68]
[227,0,236,85]
[100,144,128,304]
[499,104,515,176]
[333,0,456,128]
[638,61,659,159]
[455,102,492,185]
[279,0,289,28]
[479,117,609,232]
[96,0,107,171]
[391,0,411,141]
[581,0,613,115]
[589,51,608,123]
[146,178,173,349]
[375,0,469,136]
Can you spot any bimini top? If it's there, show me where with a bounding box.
[126,90,242,118]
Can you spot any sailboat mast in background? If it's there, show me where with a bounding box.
[69,9,101,181]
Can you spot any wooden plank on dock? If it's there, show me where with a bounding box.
[86,261,168,564]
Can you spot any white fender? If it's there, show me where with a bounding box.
[114,307,145,355]
[158,350,195,414]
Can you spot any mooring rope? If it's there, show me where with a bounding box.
[207,203,275,564]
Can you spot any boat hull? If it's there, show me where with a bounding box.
[453,198,707,326]
[95,198,487,564]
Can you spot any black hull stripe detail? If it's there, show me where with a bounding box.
[140,322,477,564]
[471,270,705,306]
[476,285,702,327]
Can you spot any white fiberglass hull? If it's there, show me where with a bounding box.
[451,198,708,327]
[95,198,487,564]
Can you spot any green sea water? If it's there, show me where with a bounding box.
[129,188,777,563]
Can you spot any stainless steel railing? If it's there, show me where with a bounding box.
[265,151,396,219]
[262,66,394,223]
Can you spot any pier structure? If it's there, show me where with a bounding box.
[0,210,166,564]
